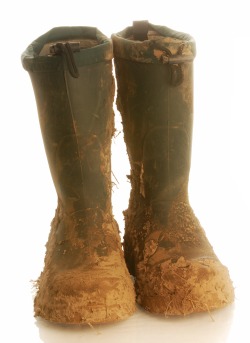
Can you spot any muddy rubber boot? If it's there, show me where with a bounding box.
[22,27,135,324]
[112,21,234,316]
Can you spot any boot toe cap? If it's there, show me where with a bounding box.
[136,256,234,316]
[34,255,136,324]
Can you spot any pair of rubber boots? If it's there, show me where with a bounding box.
[22,21,234,324]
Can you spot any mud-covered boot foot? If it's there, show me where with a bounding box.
[126,201,234,316]
[34,208,135,325]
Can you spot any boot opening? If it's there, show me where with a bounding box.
[129,30,183,43]
[129,20,185,43]
[39,38,99,56]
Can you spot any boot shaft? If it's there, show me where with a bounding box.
[22,27,114,215]
[112,22,196,220]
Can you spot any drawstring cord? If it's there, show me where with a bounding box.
[160,44,194,87]
[50,42,80,78]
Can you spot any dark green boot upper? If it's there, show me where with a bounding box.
[112,22,196,224]
[22,27,114,215]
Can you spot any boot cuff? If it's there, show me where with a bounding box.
[22,26,113,72]
[112,23,196,64]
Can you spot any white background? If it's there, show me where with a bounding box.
[1,0,250,342]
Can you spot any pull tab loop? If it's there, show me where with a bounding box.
[50,42,80,78]
[133,20,149,41]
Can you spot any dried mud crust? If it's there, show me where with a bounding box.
[124,198,234,316]
[34,206,135,324]
[136,257,234,316]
